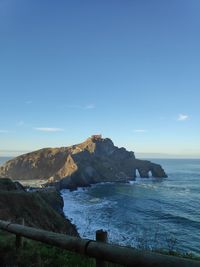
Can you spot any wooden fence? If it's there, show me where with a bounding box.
[0,219,200,267]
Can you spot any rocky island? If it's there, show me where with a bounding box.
[0,135,167,190]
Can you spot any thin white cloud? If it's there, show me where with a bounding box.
[66,104,95,110]
[85,104,95,110]
[133,129,147,133]
[34,127,64,132]
[177,114,189,121]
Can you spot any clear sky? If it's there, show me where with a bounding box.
[0,0,200,157]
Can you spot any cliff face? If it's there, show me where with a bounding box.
[0,136,167,190]
[0,178,25,191]
[0,179,78,236]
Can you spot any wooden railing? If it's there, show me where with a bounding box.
[0,219,200,267]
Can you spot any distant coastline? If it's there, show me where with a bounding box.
[137,153,200,159]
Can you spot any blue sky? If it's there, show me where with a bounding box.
[0,0,200,157]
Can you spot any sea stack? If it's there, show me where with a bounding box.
[0,135,167,190]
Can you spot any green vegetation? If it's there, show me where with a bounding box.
[0,231,123,267]
[0,230,199,267]
[0,231,94,267]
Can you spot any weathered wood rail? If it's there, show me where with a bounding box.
[0,219,200,267]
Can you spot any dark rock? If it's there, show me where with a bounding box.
[0,178,24,191]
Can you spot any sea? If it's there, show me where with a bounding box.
[0,157,12,165]
[1,157,199,255]
[61,159,200,255]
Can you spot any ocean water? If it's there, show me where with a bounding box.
[62,159,200,255]
[0,157,12,166]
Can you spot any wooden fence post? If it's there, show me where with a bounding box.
[15,218,24,249]
[96,230,108,267]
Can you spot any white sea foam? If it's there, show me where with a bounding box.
[61,160,200,255]
[62,188,121,242]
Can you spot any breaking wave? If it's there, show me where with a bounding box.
[62,159,200,255]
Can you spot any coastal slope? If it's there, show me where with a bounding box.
[0,178,78,235]
[0,135,167,190]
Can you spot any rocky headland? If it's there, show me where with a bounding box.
[0,135,167,190]
[0,178,78,235]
